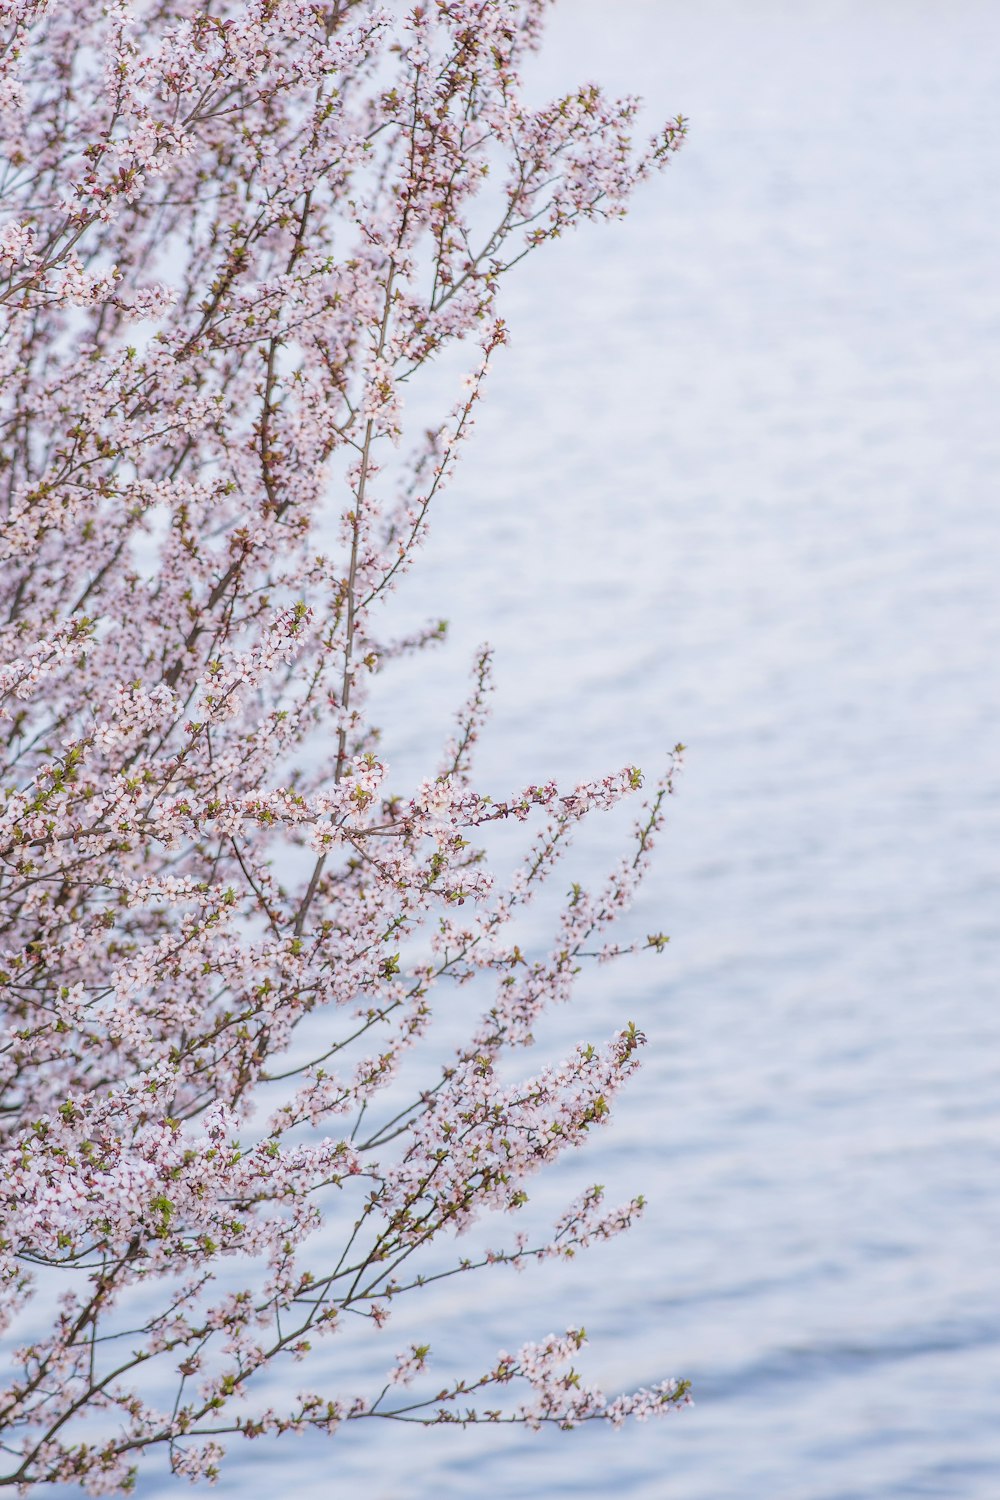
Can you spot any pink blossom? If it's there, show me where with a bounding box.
[0,0,688,1488]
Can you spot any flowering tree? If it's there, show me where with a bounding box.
[0,0,689,1490]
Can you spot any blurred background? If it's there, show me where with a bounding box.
[149,2,1000,1496]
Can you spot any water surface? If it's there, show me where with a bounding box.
[145,3,1000,1495]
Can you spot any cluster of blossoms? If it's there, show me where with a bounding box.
[0,0,689,1491]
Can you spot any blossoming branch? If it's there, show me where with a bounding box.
[0,0,688,1490]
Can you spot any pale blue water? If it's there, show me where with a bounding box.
[133,2,1000,1495]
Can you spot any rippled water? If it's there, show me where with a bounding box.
[137,3,1000,1496]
